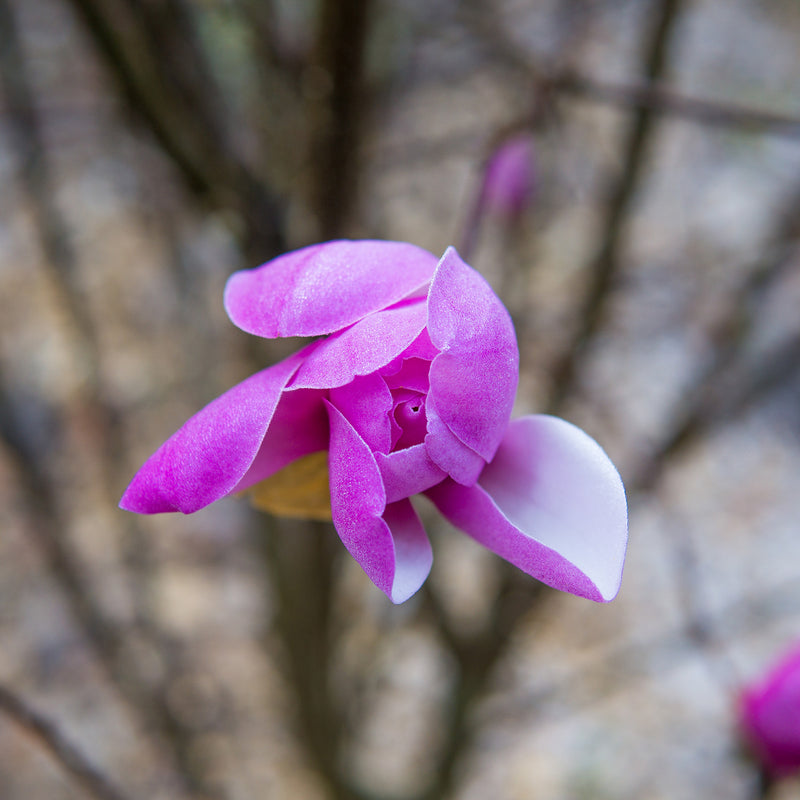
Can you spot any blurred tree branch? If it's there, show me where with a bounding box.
[63,0,286,260]
[546,0,687,412]
[633,189,800,493]
[0,367,220,800]
[0,0,157,630]
[417,3,687,797]
[310,0,374,238]
[481,573,800,728]
[234,0,305,79]
[2,0,799,796]
[0,1,228,795]
[0,682,132,800]
[258,519,362,800]
[557,72,800,140]
[419,578,550,800]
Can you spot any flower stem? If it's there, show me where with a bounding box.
[258,516,367,800]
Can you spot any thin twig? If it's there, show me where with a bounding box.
[420,6,680,795]
[234,0,305,79]
[481,573,800,728]
[0,0,97,358]
[0,0,159,627]
[64,0,286,261]
[0,683,132,800]
[418,574,551,800]
[633,190,800,493]
[0,370,215,799]
[0,372,121,681]
[558,73,800,140]
[546,0,687,412]
[0,7,217,794]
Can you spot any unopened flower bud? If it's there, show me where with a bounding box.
[739,640,800,778]
[481,134,537,220]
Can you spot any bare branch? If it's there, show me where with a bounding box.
[481,574,800,728]
[64,0,286,260]
[633,190,800,493]
[418,572,551,800]
[547,0,687,412]
[256,516,377,800]
[309,0,374,238]
[557,73,800,140]
[0,682,132,800]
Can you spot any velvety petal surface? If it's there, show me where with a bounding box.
[120,352,305,514]
[376,444,447,504]
[326,401,432,603]
[426,415,627,601]
[288,300,427,389]
[382,328,440,367]
[224,240,438,338]
[329,373,393,454]
[424,400,486,486]
[426,247,518,477]
[233,387,328,492]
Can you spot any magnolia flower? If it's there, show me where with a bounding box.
[121,240,627,603]
[739,641,800,778]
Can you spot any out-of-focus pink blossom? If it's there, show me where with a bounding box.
[481,134,537,219]
[739,640,800,777]
[120,240,627,604]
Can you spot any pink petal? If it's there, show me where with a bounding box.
[426,415,628,601]
[381,357,430,393]
[233,387,329,492]
[375,444,447,503]
[329,373,393,454]
[380,328,440,376]
[120,351,306,514]
[326,401,432,603]
[426,247,518,477]
[424,399,485,485]
[224,240,438,338]
[288,300,427,389]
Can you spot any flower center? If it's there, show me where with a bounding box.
[391,390,427,451]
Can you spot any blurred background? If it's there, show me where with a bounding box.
[1,0,800,798]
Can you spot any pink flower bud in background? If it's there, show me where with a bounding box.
[481,133,537,220]
[739,640,800,778]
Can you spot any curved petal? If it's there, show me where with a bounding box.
[233,387,328,492]
[329,373,393,454]
[224,240,438,338]
[288,300,427,389]
[380,328,439,375]
[426,247,518,475]
[120,351,305,514]
[376,444,447,504]
[326,401,432,603]
[426,415,627,602]
[382,500,434,603]
[424,399,485,486]
[381,357,430,393]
